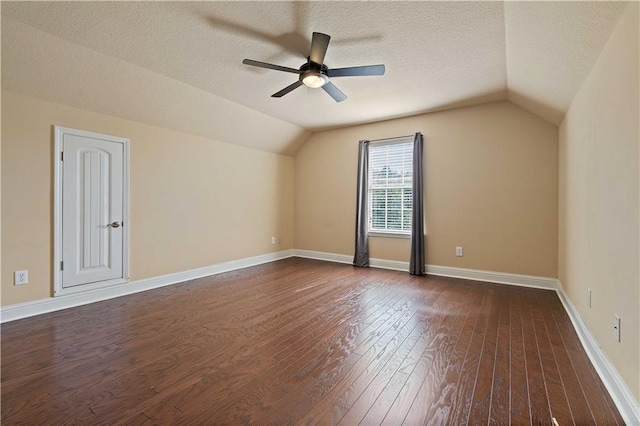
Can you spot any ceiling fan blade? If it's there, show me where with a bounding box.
[322,81,347,103]
[272,80,304,98]
[309,32,330,65]
[327,64,386,78]
[243,59,300,74]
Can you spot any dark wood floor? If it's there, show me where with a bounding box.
[1,258,623,425]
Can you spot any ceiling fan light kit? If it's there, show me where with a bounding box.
[243,32,385,102]
[301,71,328,88]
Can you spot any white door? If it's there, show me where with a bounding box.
[55,126,129,295]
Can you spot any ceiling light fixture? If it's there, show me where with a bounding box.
[301,71,329,88]
[242,32,386,102]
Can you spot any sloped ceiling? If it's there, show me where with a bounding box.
[504,1,629,125]
[1,1,629,154]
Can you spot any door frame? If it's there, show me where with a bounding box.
[53,125,131,296]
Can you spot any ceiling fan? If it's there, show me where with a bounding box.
[242,32,385,103]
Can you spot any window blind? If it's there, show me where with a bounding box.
[368,140,413,233]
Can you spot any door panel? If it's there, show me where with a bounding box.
[60,131,126,289]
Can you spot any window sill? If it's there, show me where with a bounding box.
[368,231,411,239]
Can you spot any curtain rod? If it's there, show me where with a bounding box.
[368,133,418,143]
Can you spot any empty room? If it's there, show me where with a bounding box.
[1,1,639,424]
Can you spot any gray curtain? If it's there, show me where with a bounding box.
[353,140,370,267]
[410,133,426,275]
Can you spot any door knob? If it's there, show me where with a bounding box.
[107,222,121,228]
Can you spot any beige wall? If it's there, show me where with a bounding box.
[295,101,558,278]
[559,2,639,402]
[1,92,294,306]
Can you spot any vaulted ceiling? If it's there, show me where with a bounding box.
[1,1,629,154]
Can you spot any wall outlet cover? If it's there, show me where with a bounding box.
[14,270,28,285]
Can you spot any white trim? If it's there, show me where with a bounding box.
[54,277,130,296]
[426,264,558,290]
[368,231,411,239]
[556,281,640,425]
[293,250,558,290]
[292,250,408,272]
[371,258,410,272]
[293,250,353,265]
[54,128,63,294]
[53,126,131,296]
[367,138,414,235]
[1,250,294,323]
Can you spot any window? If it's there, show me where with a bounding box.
[368,139,413,235]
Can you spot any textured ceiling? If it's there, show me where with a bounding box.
[504,1,630,125]
[1,1,629,153]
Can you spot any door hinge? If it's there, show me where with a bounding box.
[60,151,64,161]
[60,261,64,271]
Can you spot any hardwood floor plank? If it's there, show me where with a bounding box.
[552,305,625,425]
[443,284,494,425]
[421,287,488,423]
[530,296,574,424]
[122,411,156,425]
[302,279,451,425]
[376,287,463,425]
[488,288,511,424]
[336,322,419,424]
[508,289,531,424]
[336,305,423,409]
[226,296,415,422]
[177,276,417,424]
[541,299,595,424]
[466,287,501,423]
[401,285,484,424]
[520,289,553,424]
[1,259,623,425]
[274,283,405,363]
[362,369,411,425]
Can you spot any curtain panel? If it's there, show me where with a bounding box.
[409,132,426,275]
[353,140,370,267]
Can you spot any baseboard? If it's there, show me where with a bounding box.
[1,250,295,323]
[292,249,410,272]
[556,281,640,425]
[293,249,558,290]
[426,264,558,290]
[293,250,353,266]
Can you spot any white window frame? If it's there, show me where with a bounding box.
[367,137,414,238]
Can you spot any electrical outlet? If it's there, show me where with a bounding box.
[613,315,621,342]
[14,270,28,285]
[270,237,276,245]
[587,289,591,308]
[455,246,463,257]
